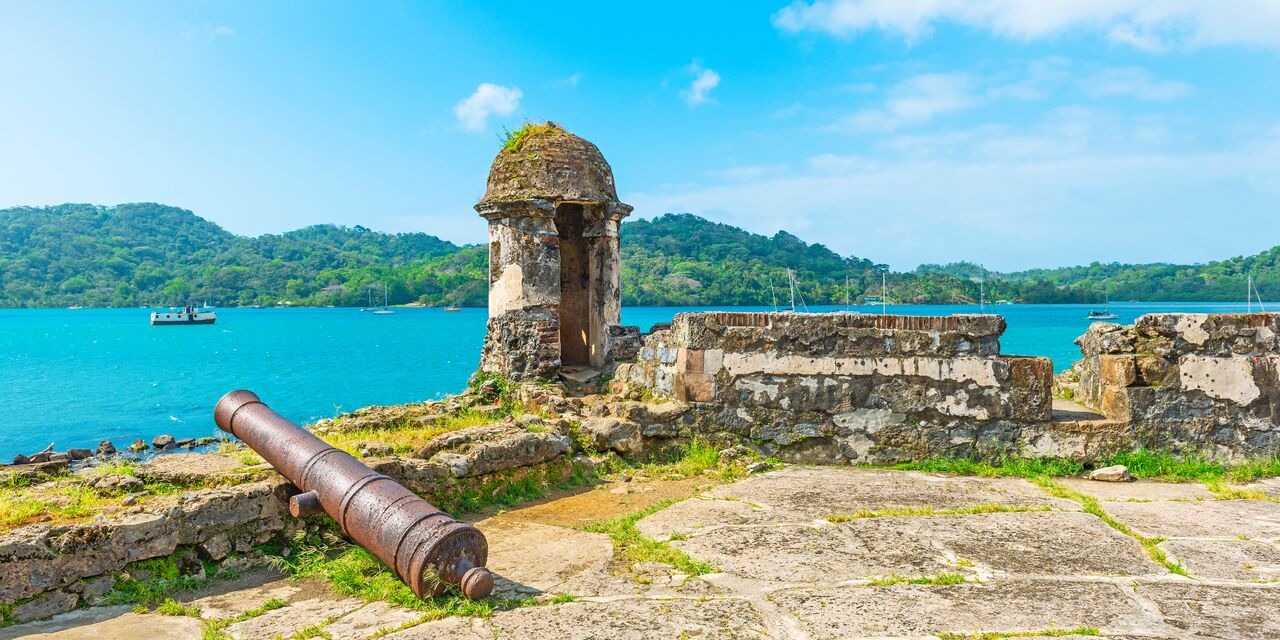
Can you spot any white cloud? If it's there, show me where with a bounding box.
[211,26,236,38]
[626,114,1280,271]
[1083,67,1194,101]
[558,72,582,88]
[772,0,1280,51]
[682,61,721,107]
[838,72,978,133]
[454,83,522,132]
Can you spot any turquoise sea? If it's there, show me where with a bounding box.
[0,302,1271,460]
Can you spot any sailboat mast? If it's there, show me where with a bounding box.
[768,275,778,312]
[881,273,887,317]
[788,269,797,312]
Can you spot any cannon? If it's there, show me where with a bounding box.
[214,390,494,600]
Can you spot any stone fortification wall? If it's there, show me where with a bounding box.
[1073,313,1280,459]
[614,312,1054,464]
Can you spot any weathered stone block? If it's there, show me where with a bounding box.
[1098,354,1136,388]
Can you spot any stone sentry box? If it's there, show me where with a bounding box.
[1073,313,1280,458]
[475,123,639,380]
[615,311,1055,464]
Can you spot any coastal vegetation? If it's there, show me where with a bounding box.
[1,203,1276,308]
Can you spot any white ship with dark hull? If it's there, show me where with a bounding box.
[151,304,216,325]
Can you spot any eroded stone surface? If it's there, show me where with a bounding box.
[888,511,1163,577]
[1102,499,1280,540]
[224,595,365,640]
[644,466,1076,531]
[1160,539,1280,581]
[3,611,204,639]
[322,601,425,640]
[1141,582,1280,640]
[184,576,302,620]
[135,453,248,484]
[479,519,617,597]
[666,520,953,583]
[486,598,769,640]
[771,580,1157,638]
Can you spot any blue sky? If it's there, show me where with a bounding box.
[1,1,1278,271]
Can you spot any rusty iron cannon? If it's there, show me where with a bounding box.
[214,390,494,600]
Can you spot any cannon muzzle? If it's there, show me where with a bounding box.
[214,390,494,600]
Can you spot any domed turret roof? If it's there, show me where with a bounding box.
[479,123,620,205]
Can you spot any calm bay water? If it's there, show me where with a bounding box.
[0,302,1270,459]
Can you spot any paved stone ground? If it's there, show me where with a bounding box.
[7,466,1280,639]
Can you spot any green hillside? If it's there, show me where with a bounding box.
[0,203,1273,308]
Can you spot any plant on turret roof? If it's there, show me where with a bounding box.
[499,120,562,153]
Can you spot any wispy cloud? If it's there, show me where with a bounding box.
[772,0,1280,51]
[454,83,522,132]
[183,23,237,40]
[682,61,721,107]
[627,112,1280,271]
[837,72,978,133]
[557,72,582,88]
[1082,67,1194,101]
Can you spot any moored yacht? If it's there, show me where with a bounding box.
[151,304,216,325]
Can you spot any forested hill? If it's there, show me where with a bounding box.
[0,203,487,308]
[0,203,1273,308]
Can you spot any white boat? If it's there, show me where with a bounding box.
[151,304,216,325]
[372,283,395,314]
[1086,310,1117,321]
[443,305,461,312]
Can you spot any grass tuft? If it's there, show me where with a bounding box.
[828,503,1052,522]
[937,628,1100,639]
[153,598,201,617]
[867,572,968,586]
[581,499,714,576]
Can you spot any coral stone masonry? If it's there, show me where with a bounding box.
[475,123,639,380]
[1072,312,1280,459]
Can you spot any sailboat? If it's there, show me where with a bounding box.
[1247,275,1268,313]
[372,284,395,315]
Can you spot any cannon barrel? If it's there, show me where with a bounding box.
[214,390,494,600]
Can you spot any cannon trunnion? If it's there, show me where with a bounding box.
[214,390,494,600]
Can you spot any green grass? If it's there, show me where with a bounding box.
[200,597,288,640]
[938,628,1100,640]
[867,572,968,586]
[268,531,523,620]
[827,503,1053,522]
[884,450,1280,490]
[499,121,561,152]
[580,499,714,576]
[1030,477,1188,577]
[153,598,201,617]
[101,556,209,607]
[883,456,1086,479]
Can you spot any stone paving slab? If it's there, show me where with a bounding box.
[1160,538,1280,581]
[1101,499,1280,540]
[770,580,1161,638]
[1139,582,1280,640]
[888,511,1163,577]
[1057,478,1215,501]
[10,612,203,639]
[185,577,303,619]
[225,594,366,640]
[377,616,491,640]
[637,466,1079,536]
[702,466,1079,520]
[484,598,770,639]
[321,601,425,640]
[666,520,955,583]
[480,518,617,597]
